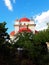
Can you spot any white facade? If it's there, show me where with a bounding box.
[14,18,36,34]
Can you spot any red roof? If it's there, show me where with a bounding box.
[18,28,31,32]
[19,17,30,22]
[10,31,15,36]
[10,28,31,36]
[10,30,38,36]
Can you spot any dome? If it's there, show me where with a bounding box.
[18,28,31,32]
[10,31,15,36]
[19,17,30,22]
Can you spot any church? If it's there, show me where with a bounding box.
[10,17,38,40]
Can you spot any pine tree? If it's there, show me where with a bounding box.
[0,22,10,65]
[0,22,10,45]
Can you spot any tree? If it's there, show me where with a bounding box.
[13,31,49,65]
[13,31,33,49]
[0,22,11,65]
[33,30,49,65]
[0,22,10,45]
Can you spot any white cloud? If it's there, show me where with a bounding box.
[34,10,49,31]
[3,0,13,11]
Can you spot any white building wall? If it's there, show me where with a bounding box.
[46,42,49,51]
[14,26,19,34]
[10,35,15,40]
[28,21,36,34]
[19,21,34,25]
[14,20,36,34]
[15,21,19,24]
[14,20,19,34]
[28,26,35,34]
[29,21,34,24]
[20,21,29,25]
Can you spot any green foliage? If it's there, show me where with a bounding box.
[32,29,49,65]
[0,22,49,65]
[0,22,11,65]
[13,30,49,65]
[13,32,33,49]
[0,22,10,45]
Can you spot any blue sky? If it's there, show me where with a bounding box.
[0,0,49,34]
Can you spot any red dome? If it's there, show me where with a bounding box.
[19,17,30,22]
[10,31,15,36]
[18,28,31,32]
